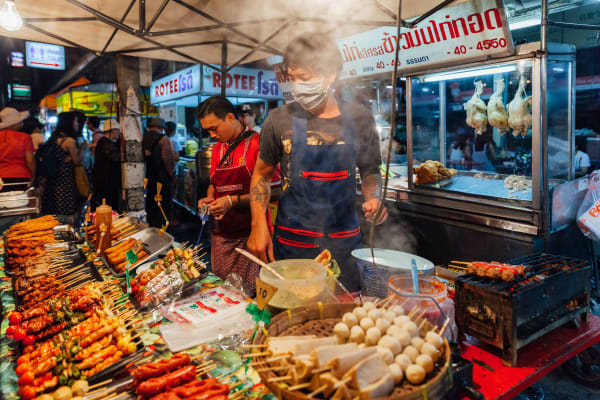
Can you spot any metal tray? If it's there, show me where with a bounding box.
[87,334,145,385]
[103,228,174,277]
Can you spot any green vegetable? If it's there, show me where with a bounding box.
[67,378,74,387]
[53,365,64,375]
[56,353,64,363]
[72,366,80,379]
[59,375,68,386]
[179,267,190,282]
[71,345,80,355]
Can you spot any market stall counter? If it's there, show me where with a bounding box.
[2,215,600,400]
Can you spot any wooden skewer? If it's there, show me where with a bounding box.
[255,365,291,372]
[438,317,451,336]
[100,393,119,400]
[308,384,327,398]
[375,294,393,307]
[288,382,312,391]
[310,366,331,374]
[226,378,247,388]
[190,352,210,361]
[242,351,271,358]
[196,365,217,376]
[451,260,470,265]
[86,386,115,399]
[267,375,291,383]
[229,386,251,400]
[407,305,419,318]
[215,370,237,382]
[87,378,113,391]
[414,309,427,323]
[196,360,215,368]
[241,343,266,348]
[418,318,428,331]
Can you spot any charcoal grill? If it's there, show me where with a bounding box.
[455,253,591,366]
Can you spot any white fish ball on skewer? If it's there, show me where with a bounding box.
[375,318,391,334]
[415,354,434,374]
[382,310,396,322]
[411,336,425,352]
[389,304,405,316]
[394,329,412,347]
[378,335,403,355]
[365,327,382,346]
[353,306,368,321]
[425,330,445,349]
[334,322,350,342]
[421,342,441,362]
[394,353,412,372]
[394,315,412,327]
[402,345,420,363]
[363,301,376,311]
[403,321,419,337]
[389,363,404,384]
[350,325,365,343]
[406,364,427,384]
[342,312,358,328]
[360,317,375,331]
[377,346,394,365]
[368,308,382,321]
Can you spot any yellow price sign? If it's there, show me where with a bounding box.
[256,278,278,310]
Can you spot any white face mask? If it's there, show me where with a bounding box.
[291,79,328,110]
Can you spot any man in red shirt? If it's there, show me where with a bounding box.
[0,107,35,192]
[197,96,280,294]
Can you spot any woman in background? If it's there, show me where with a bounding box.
[41,111,87,225]
[22,117,44,151]
[92,119,122,210]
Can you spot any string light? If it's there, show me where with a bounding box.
[0,0,23,31]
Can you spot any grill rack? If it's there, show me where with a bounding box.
[456,253,591,366]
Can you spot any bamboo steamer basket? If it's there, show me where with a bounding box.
[252,302,452,400]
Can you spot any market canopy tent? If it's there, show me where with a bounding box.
[0,0,469,69]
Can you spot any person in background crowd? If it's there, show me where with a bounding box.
[238,103,261,133]
[449,134,467,161]
[22,117,44,151]
[0,108,35,192]
[143,118,176,228]
[247,32,387,292]
[165,121,183,158]
[41,111,87,225]
[92,119,122,210]
[87,116,103,156]
[185,126,200,157]
[197,96,281,295]
[466,131,497,172]
[575,135,591,177]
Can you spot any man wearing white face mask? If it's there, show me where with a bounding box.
[248,32,388,291]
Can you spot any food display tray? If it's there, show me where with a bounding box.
[102,228,174,277]
[87,332,145,385]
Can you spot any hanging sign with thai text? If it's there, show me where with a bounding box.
[202,66,282,99]
[337,0,514,79]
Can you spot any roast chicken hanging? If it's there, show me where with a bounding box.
[508,76,532,137]
[487,78,509,135]
[464,80,488,135]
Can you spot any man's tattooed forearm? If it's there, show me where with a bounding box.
[362,173,383,200]
[251,177,270,208]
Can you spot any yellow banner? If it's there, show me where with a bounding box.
[56,91,157,116]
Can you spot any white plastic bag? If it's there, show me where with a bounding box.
[577,171,600,241]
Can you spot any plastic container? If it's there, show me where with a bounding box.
[387,275,457,340]
[259,259,327,310]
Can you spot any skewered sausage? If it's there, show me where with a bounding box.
[136,365,196,396]
[130,353,191,383]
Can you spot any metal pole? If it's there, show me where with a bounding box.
[221,40,227,97]
[139,0,146,34]
[541,0,549,248]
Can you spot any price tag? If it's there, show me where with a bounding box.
[255,278,278,310]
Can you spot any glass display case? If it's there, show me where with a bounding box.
[405,43,575,216]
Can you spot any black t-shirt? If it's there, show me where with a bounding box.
[259,102,381,189]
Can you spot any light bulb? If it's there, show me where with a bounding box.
[0,0,23,31]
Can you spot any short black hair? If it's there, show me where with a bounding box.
[576,135,587,151]
[284,32,343,77]
[22,117,43,134]
[165,121,177,136]
[197,96,236,121]
[87,116,100,129]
